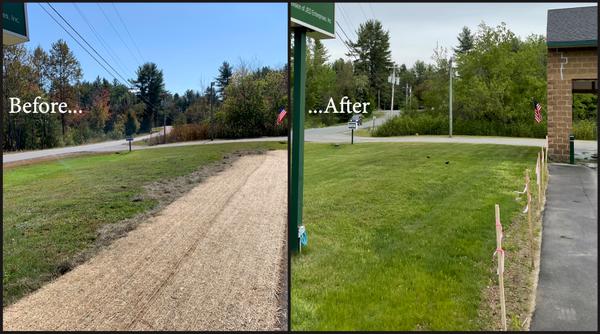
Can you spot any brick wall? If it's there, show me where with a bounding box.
[547,47,598,162]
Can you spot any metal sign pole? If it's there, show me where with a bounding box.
[449,57,453,138]
[290,28,307,253]
[390,66,395,112]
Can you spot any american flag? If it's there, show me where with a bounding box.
[276,107,287,125]
[533,100,543,123]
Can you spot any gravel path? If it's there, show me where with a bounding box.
[3,150,287,331]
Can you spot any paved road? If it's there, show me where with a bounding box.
[305,109,397,142]
[4,110,597,163]
[3,126,173,164]
[305,110,597,159]
[531,164,597,331]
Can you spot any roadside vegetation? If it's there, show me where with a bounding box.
[3,41,287,152]
[2,141,285,305]
[303,20,596,138]
[572,93,597,140]
[292,142,540,330]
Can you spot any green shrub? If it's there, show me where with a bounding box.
[573,119,597,140]
[374,114,548,138]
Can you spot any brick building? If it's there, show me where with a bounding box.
[546,6,597,162]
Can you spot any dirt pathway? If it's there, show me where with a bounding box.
[3,150,288,331]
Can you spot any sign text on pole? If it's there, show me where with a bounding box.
[290,3,335,39]
[3,3,29,45]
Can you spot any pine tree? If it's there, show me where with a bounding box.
[215,61,233,100]
[131,62,165,133]
[47,39,82,137]
[349,20,392,100]
[454,26,474,54]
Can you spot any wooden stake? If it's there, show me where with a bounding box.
[495,204,507,331]
[526,169,534,268]
[545,135,549,165]
[540,148,545,196]
[537,153,542,209]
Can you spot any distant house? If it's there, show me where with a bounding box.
[546,6,597,162]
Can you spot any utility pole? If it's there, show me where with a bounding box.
[163,112,166,144]
[449,57,453,138]
[378,90,380,111]
[390,66,396,112]
[210,81,214,141]
[405,83,408,108]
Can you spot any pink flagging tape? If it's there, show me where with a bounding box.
[494,248,506,275]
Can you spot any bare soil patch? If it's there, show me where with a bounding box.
[3,150,288,331]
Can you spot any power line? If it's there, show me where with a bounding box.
[46,3,130,84]
[39,3,122,83]
[336,21,353,44]
[111,3,144,62]
[368,4,376,20]
[72,3,134,79]
[357,3,369,22]
[335,21,356,60]
[337,4,357,40]
[335,30,358,61]
[96,3,143,66]
[40,3,161,113]
[335,4,360,62]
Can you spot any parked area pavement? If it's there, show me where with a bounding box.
[3,151,288,331]
[531,163,597,331]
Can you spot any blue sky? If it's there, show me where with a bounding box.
[26,3,287,95]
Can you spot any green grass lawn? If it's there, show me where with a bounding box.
[3,141,284,305]
[292,142,539,330]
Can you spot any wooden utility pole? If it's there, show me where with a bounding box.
[388,65,397,112]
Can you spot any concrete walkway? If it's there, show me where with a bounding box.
[531,164,598,331]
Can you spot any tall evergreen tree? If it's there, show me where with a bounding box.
[312,39,329,67]
[47,39,82,137]
[31,46,49,91]
[349,20,393,100]
[131,62,165,133]
[454,26,475,54]
[215,61,233,100]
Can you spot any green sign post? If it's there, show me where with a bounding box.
[3,3,29,45]
[289,3,334,253]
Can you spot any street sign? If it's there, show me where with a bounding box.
[348,121,357,144]
[3,3,29,45]
[126,136,133,152]
[290,2,335,39]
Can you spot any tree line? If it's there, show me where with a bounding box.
[3,39,287,151]
[302,20,596,139]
